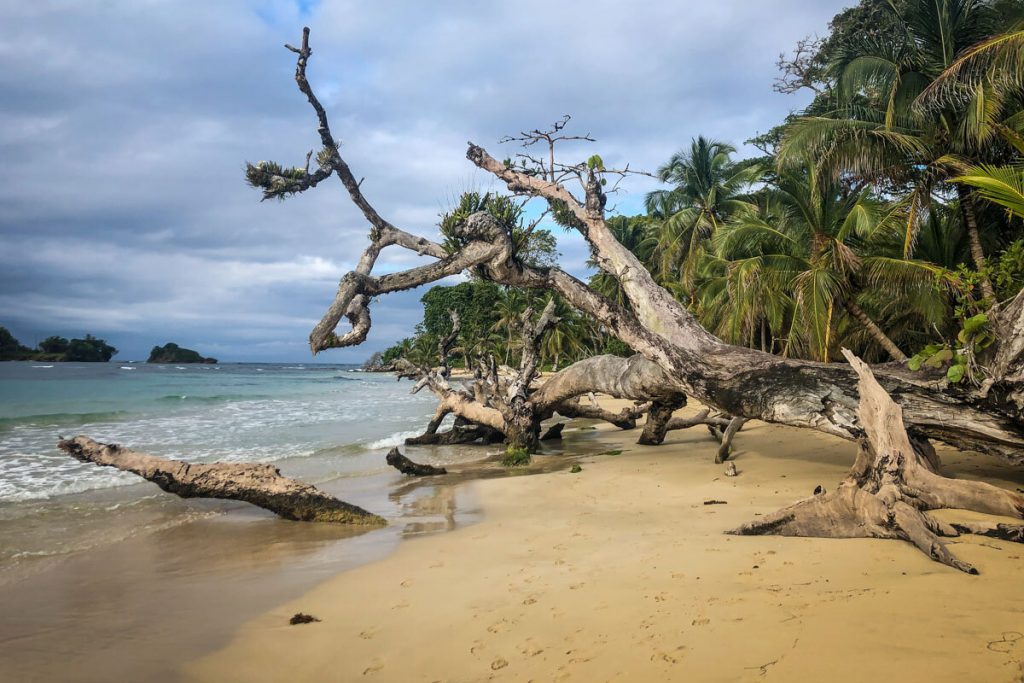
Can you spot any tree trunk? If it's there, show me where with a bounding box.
[844,299,907,362]
[58,436,386,525]
[637,395,688,445]
[729,351,1024,573]
[959,186,996,302]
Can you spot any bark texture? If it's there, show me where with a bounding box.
[729,351,1024,573]
[58,436,386,525]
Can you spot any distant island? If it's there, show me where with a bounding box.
[147,343,217,364]
[0,326,118,362]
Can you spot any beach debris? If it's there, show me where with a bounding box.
[703,499,728,505]
[57,436,387,525]
[813,485,826,496]
[289,613,321,625]
[540,422,565,441]
[385,447,447,476]
[600,449,623,456]
[725,462,738,477]
[728,351,1024,574]
[570,464,582,473]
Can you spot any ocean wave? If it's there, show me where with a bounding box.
[364,430,423,450]
[155,393,271,404]
[0,411,132,431]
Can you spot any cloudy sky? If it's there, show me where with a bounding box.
[0,0,849,362]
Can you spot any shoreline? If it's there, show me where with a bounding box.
[187,401,1024,682]
[0,416,614,683]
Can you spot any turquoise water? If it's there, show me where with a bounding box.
[0,362,439,501]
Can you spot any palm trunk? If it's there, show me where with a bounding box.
[958,186,996,302]
[844,299,907,362]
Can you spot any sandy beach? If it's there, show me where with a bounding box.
[185,400,1024,683]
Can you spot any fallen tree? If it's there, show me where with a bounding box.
[83,27,1019,562]
[729,351,1024,574]
[267,31,1024,463]
[57,436,386,525]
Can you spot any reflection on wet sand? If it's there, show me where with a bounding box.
[0,421,611,683]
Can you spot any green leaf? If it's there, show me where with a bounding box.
[946,364,966,383]
[923,348,953,367]
[908,354,925,371]
[962,313,989,336]
[586,154,605,171]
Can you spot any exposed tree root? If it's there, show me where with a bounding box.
[637,396,688,445]
[386,447,447,476]
[57,436,386,525]
[729,351,1024,574]
[713,416,748,463]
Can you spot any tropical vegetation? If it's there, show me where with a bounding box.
[380,0,1024,377]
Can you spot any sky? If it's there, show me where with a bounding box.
[0,0,851,362]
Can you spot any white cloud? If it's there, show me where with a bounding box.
[0,0,847,361]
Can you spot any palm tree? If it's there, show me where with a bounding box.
[954,164,1024,217]
[779,0,1019,301]
[644,137,762,295]
[490,288,527,365]
[709,165,939,362]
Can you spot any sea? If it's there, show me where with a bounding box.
[0,361,489,575]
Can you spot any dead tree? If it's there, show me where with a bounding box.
[58,436,385,525]
[729,351,1024,574]
[243,28,1024,568]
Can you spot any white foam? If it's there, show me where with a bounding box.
[119,366,136,370]
[364,430,423,450]
[32,365,53,369]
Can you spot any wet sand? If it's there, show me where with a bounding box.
[0,428,611,682]
[188,401,1024,683]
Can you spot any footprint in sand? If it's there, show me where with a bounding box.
[986,631,1024,653]
[692,617,710,626]
[359,629,377,640]
[651,649,683,665]
[362,661,383,676]
[523,597,538,605]
[491,658,509,670]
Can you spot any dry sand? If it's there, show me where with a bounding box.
[186,401,1024,683]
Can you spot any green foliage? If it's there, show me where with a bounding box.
[244,160,308,199]
[600,449,623,456]
[0,328,116,362]
[440,192,559,268]
[993,240,1024,299]
[570,464,582,473]
[501,446,532,467]
[64,335,118,362]
[37,336,69,355]
[908,312,994,383]
[0,327,32,360]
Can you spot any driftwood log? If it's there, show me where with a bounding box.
[57,436,385,525]
[386,447,447,476]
